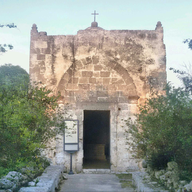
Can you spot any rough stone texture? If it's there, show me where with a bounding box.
[19,165,64,192]
[155,170,165,180]
[0,169,46,191]
[19,187,49,192]
[167,161,178,171]
[82,169,111,174]
[0,179,14,189]
[142,160,147,168]
[183,181,192,192]
[30,21,166,173]
[4,171,23,184]
[132,172,168,192]
[145,161,192,192]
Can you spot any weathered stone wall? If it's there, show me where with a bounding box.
[29,21,166,172]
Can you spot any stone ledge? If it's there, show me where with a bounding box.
[132,172,168,192]
[19,165,65,192]
[19,187,49,192]
[83,169,111,174]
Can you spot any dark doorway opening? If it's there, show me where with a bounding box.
[83,110,110,169]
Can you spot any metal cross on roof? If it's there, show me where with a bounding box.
[91,10,99,22]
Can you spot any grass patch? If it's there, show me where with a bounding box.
[116,174,132,180]
[116,174,136,189]
[0,166,11,178]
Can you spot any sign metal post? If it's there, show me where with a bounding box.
[63,120,79,175]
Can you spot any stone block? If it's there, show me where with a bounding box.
[118,103,128,110]
[88,97,97,102]
[86,64,94,71]
[100,71,110,77]
[81,58,87,65]
[58,79,67,89]
[66,84,78,90]
[111,78,118,84]
[67,68,73,77]
[82,71,93,77]
[94,65,103,71]
[108,96,118,102]
[78,84,90,90]
[19,165,64,192]
[68,78,79,84]
[92,55,99,64]
[44,48,51,54]
[85,56,92,64]
[117,85,126,91]
[108,84,117,91]
[34,41,48,49]
[190,181,192,189]
[103,78,110,85]
[79,77,89,84]
[75,61,83,69]
[30,48,39,54]
[67,91,75,97]
[37,54,45,60]
[97,97,109,102]
[106,61,116,69]
[76,163,83,173]
[96,78,103,84]
[0,179,14,189]
[113,64,125,76]
[97,91,108,97]
[115,79,125,84]
[74,71,81,77]
[93,71,100,77]
[88,91,97,97]
[89,85,96,91]
[19,187,49,192]
[128,98,138,104]
[63,73,70,81]
[127,89,138,97]
[89,78,96,84]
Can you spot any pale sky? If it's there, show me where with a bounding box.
[0,0,192,86]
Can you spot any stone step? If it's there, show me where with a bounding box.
[83,169,111,174]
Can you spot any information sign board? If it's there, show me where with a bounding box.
[63,120,79,152]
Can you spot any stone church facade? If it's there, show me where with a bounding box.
[29,20,166,173]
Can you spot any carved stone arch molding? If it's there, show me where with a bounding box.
[57,58,139,103]
[104,60,139,99]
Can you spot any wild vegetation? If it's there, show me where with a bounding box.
[0,64,66,178]
[127,77,192,182]
[127,85,192,178]
[0,24,65,178]
[126,39,192,181]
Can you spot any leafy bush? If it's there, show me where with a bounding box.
[0,166,11,178]
[0,64,66,172]
[126,84,192,173]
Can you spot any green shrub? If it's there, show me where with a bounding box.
[126,84,192,175]
[179,170,192,182]
[0,64,66,173]
[0,166,11,178]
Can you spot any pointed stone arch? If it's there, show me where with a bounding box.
[57,59,139,100]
